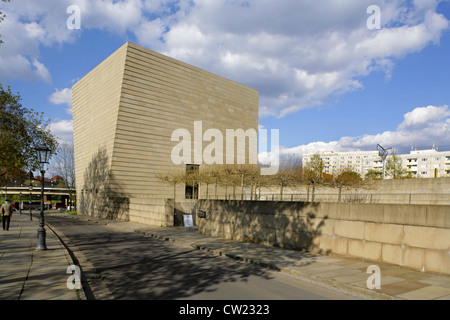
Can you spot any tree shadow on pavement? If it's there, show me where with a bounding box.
[61,220,274,300]
[197,200,330,255]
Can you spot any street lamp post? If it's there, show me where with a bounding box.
[36,142,51,251]
[377,144,392,180]
[29,170,33,221]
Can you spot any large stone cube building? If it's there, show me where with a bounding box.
[72,42,258,226]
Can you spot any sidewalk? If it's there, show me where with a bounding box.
[0,212,84,300]
[2,212,450,300]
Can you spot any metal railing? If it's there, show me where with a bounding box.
[190,192,450,205]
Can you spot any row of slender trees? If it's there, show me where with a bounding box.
[156,154,375,200]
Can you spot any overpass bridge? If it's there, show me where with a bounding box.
[1,186,75,196]
[1,186,75,204]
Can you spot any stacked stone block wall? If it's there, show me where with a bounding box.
[195,200,450,275]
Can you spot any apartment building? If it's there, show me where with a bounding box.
[302,147,450,178]
[302,150,381,177]
[400,148,450,178]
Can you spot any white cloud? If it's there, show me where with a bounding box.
[398,105,450,130]
[0,0,449,118]
[0,1,73,83]
[355,11,448,58]
[0,54,51,83]
[152,0,449,118]
[48,119,74,145]
[0,0,143,83]
[134,18,167,50]
[80,0,144,34]
[263,104,450,161]
[31,59,52,83]
[49,87,73,114]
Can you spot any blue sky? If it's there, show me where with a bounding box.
[1,0,450,160]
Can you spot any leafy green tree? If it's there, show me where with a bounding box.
[303,154,324,180]
[365,169,382,180]
[303,153,325,201]
[333,169,363,201]
[386,152,406,179]
[334,169,362,185]
[0,84,58,173]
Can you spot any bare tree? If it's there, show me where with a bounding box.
[271,156,303,199]
[155,170,185,201]
[218,164,260,200]
[221,164,242,199]
[197,165,224,199]
[235,164,260,200]
[51,143,75,186]
[50,143,76,208]
[253,172,272,200]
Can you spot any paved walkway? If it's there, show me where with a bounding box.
[1,212,450,300]
[0,212,83,300]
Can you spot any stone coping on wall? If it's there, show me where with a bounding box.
[196,200,450,229]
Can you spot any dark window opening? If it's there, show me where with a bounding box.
[185,164,199,199]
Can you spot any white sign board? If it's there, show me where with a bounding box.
[183,214,194,227]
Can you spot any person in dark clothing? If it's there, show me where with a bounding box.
[1,199,13,231]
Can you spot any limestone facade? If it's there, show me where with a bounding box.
[73,42,258,225]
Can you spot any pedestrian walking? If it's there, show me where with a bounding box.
[1,199,13,231]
